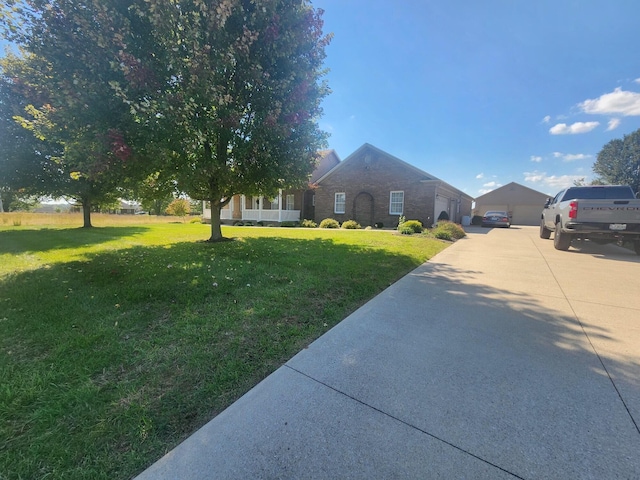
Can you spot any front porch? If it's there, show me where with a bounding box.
[203,191,301,224]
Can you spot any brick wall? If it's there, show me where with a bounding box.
[314,148,439,228]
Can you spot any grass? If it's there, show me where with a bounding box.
[0,214,451,479]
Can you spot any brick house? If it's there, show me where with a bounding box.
[313,143,473,228]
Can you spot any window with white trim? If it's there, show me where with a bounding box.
[270,198,279,210]
[286,194,295,210]
[389,191,404,215]
[334,192,346,214]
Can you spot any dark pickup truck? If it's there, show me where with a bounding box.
[540,185,640,254]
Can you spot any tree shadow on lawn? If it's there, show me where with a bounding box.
[0,226,150,255]
[0,235,429,480]
[2,236,639,479]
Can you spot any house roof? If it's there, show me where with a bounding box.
[315,143,473,201]
[310,149,341,183]
[474,182,549,203]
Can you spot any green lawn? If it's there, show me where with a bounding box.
[0,220,450,479]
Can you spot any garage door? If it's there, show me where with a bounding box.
[511,205,543,225]
[435,196,450,220]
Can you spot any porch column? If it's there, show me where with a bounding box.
[241,195,246,220]
[278,189,283,222]
[259,195,264,221]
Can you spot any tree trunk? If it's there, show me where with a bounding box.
[207,200,224,241]
[82,198,93,228]
[154,199,162,216]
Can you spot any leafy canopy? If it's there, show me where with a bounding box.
[1,0,331,238]
[110,0,332,240]
[593,128,640,195]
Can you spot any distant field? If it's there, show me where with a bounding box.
[0,212,193,227]
[0,218,450,479]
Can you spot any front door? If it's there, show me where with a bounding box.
[353,192,374,227]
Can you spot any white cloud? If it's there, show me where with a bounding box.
[579,87,640,116]
[552,152,591,162]
[483,181,501,188]
[607,118,621,131]
[523,171,547,183]
[476,173,484,179]
[549,121,600,135]
[524,170,586,191]
[530,155,542,163]
[542,115,551,124]
[478,188,493,195]
[635,78,640,84]
[563,154,589,161]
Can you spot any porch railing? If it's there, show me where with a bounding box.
[212,207,300,223]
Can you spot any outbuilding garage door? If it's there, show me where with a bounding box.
[511,205,543,226]
[477,204,542,225]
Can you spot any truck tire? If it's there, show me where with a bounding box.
[634,241,640,256]
[540,219,552,239]
[554,222,572,250]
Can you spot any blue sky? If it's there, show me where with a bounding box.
[313,0,640,197]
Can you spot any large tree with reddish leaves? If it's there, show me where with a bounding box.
[2,0,331,238]
[114,0,332,241]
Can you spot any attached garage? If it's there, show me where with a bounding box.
[474,182,549,226]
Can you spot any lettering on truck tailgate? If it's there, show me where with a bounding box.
[578,204,640,223]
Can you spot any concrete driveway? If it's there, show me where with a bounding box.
[136,226,640,479]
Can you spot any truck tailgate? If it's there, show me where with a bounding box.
[575,199,640,223]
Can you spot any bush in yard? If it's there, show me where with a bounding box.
[300,219,317,228]
[433,221,466,241]
[434,229,452,240]
[399,220,423,233]
[166,198,191,221]
[319,218,340,229]
[398,224,415,235]
[341,220,361,229]
[189,217,202,224]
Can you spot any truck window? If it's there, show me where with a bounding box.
[561,186,635,201]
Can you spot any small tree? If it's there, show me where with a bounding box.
[1,5,162,228]
[593,128,640,194]
[166,198,191,222]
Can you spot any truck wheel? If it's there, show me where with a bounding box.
[540,219,551,239]
[634,241,640,256]
[554,222,572,250]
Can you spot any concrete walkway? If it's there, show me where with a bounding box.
[136,226,640,479]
